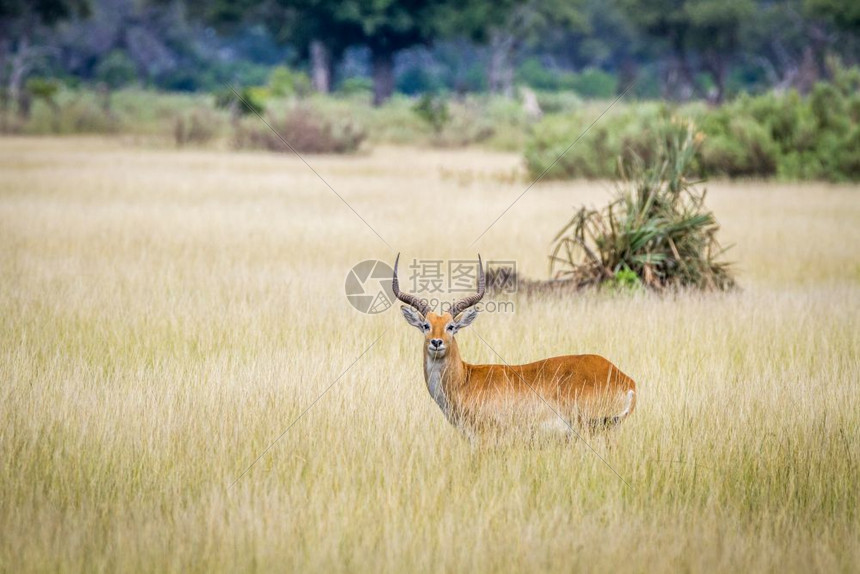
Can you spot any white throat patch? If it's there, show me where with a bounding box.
[424,358,449,416]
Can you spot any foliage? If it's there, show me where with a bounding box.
[268,66,312,98]
[25,77,61,102]
[525,102,669,179]
[397,65,447,95]
[533,91,583,114]
[412,94,451,134]
[337,77,374,96]
[526,65,860,182]
[214,87,266,116]
[94,51,137,90]
[567,69,618,99]
[616,0,755,101]
[550,120,735,291]
[516,59,618,98]
[610,266,643,291]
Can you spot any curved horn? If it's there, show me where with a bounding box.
[392,253,431,317]
[450,254,485,318]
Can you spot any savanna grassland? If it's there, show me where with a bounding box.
[1,136,858,573]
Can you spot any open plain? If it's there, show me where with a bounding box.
[1,137,858,572]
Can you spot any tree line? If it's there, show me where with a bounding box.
[1,0,858,110]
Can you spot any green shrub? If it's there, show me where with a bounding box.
[337,77,373,97]
[95,51,137,90]
[525,66,860,182]
[524,103,668,179]
[517,59,618,99]
[549,120,734,291]
[698,114,779,177]
[611,266,643,291]
[412,94,451,134]
[397,67,445,95]
[568,69,618,99]
[534,91,583,115]
[214,87,265,116]
[25,77,61,131]
[517,58,564,91]
[268,66,311,98]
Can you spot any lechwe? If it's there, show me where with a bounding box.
[393,254,636,437]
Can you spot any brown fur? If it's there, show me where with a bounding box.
[417,312,637,432]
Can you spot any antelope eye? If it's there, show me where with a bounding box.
[422,323,430,331]
[446,324,454,331]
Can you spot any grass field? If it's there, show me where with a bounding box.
[1,136,858,572]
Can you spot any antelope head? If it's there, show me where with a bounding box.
[392,253,485,360]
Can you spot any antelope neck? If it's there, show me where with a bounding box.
[423,338,465,417]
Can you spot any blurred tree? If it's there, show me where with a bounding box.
[806,0,860,33]
[440,0,585,97]
[618,0,755,102]
[200,0,482,105]
[302,0,453,105]
[0,0,90,122]
[264,1,361,95]
[95,49,137,89]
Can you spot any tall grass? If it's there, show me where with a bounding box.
[1,137,858,572]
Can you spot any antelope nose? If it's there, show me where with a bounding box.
[430,339,443,349]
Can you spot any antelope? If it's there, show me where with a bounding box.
[392,254,636,437]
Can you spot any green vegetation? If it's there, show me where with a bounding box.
[3,0,858,112]
[412,94,451,135]
[516,60,618,98]
[550,120,735,290]
[525,63,860,182]
[7,65,860,175]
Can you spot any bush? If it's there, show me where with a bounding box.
[95,51,137,90]
[412,94,450,134]
[174,109,219,147]
[534,91,583,115]
[697,114,779,177]
[268,66,311,98]
[516,58,564,92]
[525,65,860,182]
[516,59,618,99]
[549,120,735,291]
[567,69,618,99]
[524,103,669,179]
[234,105,366,154]
[337,77,373,97]
[214,86,265,116]
[397,66,446,95]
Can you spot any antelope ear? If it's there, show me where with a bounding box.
[453,307,479,330]
[400,305,427,330]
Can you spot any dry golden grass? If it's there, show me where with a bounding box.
[1,136,858,573]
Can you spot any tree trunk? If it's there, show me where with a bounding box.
[488,29,515,98]
[618,57,638,94]
[310,40,330,94]
[9,32,31,118]
[371,50,394,107]
[796,46,819,94]
[675,50,704,101]
[704,51,727,104]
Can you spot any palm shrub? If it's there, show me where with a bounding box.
[549,119,735,291]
